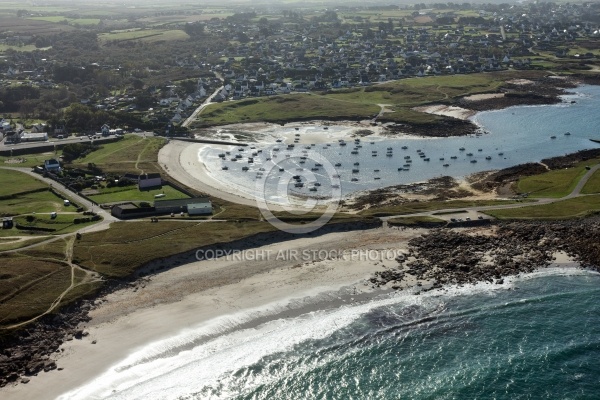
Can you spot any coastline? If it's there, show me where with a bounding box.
[0,227,422,400]
[3,217,600,398]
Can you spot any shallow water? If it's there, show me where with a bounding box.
[200,85,600,204]
[60,268,600,399]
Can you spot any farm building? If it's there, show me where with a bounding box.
[187,200,213,216]
[138,173,162,190]
[111,203,157,219]
[154,197,212,215]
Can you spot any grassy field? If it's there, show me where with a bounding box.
[516,160,600,198]
[0,257,71,327]
[12,213,101,234]
[98,29,189,44]
[72,221,277,277]
[87,185,189,204]
[0,168,47,194]
[28,16,101,25]
[195,71,545,128]
[0,154,56,169]
[517,167,587,198]
[359,199,519,217]
[582,169,600,194]
[196,95,380,127]
[0,255,101,329]
[70,135,165,174]
[0,236,49,252]
[484,195,600,220]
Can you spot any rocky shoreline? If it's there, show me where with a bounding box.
[370,219,600,291]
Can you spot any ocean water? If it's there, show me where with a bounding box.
[61,268,600,400]
[201,85,600,204]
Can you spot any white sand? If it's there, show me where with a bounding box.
[412,104,477,120]
[462,93,505,101]
[1,227,422,400]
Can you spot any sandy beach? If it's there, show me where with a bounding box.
[0,227,422,400]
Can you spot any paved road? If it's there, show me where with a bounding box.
[182,75,225,128]
[0,166,117,233]
[381,162,600,222]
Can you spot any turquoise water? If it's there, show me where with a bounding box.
[203,85,600,203]
[217,271,600,400]
[62,269,600,399]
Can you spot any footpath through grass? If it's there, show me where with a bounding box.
[71,135,166,175]
[485,195,600,220]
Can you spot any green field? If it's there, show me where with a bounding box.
[87,185,189,204]
[71,135,165,174]
[28,16,100,25]
[0,168,47,194]
[359,199,519,217]
[196,71,543,128]
[73,221,277,277]
[517,167,587,198]
[98,29,189,44]
[516,160,600,198]
[484,195,600,220]
[1,153,61,168]
[12,213,101,234]
[196,95,380,127]
[0,255,101,329]
[0,190,75,217]
[582,169,600,194]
